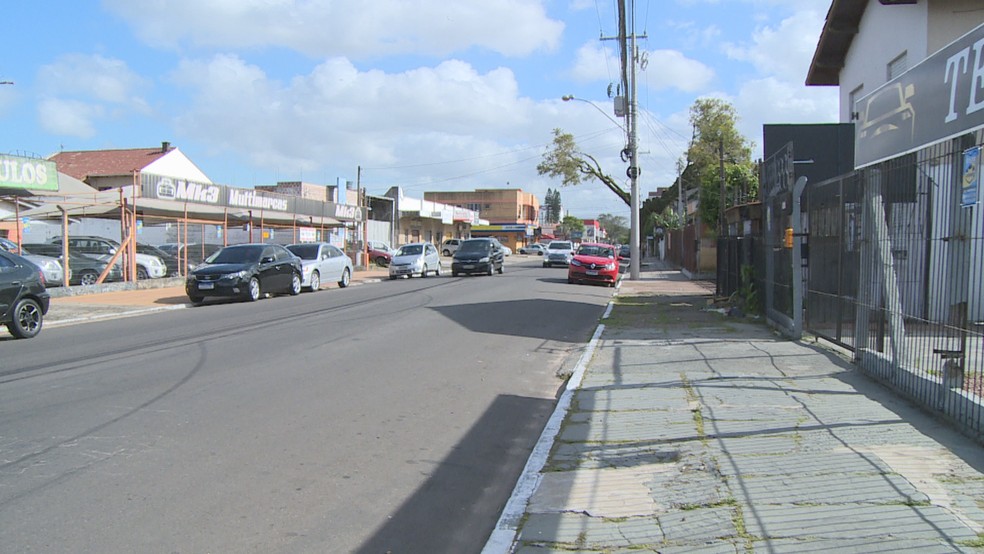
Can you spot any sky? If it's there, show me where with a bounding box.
[0,0,838,221]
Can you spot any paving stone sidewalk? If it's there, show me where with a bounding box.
[511,265,984,553]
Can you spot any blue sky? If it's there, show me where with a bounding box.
[0,0,837,220]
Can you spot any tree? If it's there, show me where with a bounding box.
[544,188,562,224]
[597,213,629,244]
[556,215,585,239]
[537,128,630,206]
[684,98,756,230]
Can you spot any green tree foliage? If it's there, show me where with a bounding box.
[597,213,629,244]
[556,215,585,238]
[543,188,562,224]
[684,98,756,230]
[537,128,630,206]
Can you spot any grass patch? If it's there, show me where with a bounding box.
[957,533,984,548]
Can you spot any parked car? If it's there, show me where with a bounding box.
[0,249,50,339]
[0,237,67,287]
[367,241,394,267]
[158,243,223,273]
[451,238,505,276]
[50,236,167,279]
[21,244,123,285]
[501,244,512,256]
[388,242,441,279]
[185,243,302,304]
[286,242,353,291]
[618,244,630,260]
[543,240,574,267]
[137,243,180,277]
[568,242,620,287]
[441,239,462,256]
[519,243,546,255]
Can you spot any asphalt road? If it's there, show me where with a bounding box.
[0,258,613,553]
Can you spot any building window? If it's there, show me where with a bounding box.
[849,84,864,121]
[888,52,907,80]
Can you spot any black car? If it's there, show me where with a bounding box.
[0,250,51,339]
[23,244,123,285]
[451,238,505,276]
[185,243,302,304]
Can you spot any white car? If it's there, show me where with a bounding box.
[543,240,574,267]
[389,242,442,279]
[51,236,167,279]
[286,242,353,291]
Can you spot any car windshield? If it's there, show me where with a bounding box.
[578,245,614,258]
[397,244,423,256]
[287,244,319,260]
[549,242,572,251]
[207,245,263,264]
[457,240,490,253]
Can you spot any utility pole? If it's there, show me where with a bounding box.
[616,0,641,280]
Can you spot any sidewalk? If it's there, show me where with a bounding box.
[36,265,390,328]
[489,258,984,553]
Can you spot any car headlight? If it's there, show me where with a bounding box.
[604,262,616,270]
[479,256,490,263]
[42,260,60,272]
[570,259,583,267]
[223,270,248,280]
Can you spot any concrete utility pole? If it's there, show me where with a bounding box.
[617,0,641,280]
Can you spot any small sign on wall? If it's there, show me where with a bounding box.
[962,146,980,208]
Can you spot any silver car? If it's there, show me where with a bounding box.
[0,237,67,286]
[286,242,353,291]
[388,242,442,279]
[543,240,574,267]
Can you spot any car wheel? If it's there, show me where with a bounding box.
[375,257,389,267]
[568,277,575,284]
[78,270,98,286]
[188,295,204,305]
[452,271,458,277]
[543,262,550,268]
[389,275,397,280]
[421,264,428,278]
[309,271,321,292]
[289,273,302,295]
[497,263,504,274]
[538,252,544,256]
[338,268,351,288]
[442,249,451,256]
[7,298,44,339]
[136,266,149,280]
[487,264,494,276]
[435,264,442,277]
[246,277,261,301]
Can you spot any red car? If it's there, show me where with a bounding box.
[568,243,620,287]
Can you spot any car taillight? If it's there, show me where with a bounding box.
[38,269,46,286]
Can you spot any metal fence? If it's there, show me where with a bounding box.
[804,136,984,439]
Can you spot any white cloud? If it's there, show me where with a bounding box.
[38,98,104,138]
[643,50,715,92]
[722,9,827,82]
[37,54,148,108]
[169,54,540,177]
[571,43,713,93]
[105,0,564,59]
[733,77,839,157]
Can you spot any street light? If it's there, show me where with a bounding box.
[561,95,626,133]
[561,93,640,280]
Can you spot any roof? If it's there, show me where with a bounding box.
[49,146,173,182]
[806,0,869,86]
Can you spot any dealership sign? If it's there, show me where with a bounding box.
[856,22,984,167]
[141,173,365,222]
[0,154,59,191]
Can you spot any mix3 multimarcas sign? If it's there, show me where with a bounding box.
[140,173,364,222]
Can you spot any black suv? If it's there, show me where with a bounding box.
[0,249,50,339]
[451,238,505,276]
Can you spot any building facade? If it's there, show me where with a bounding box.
[424,188,540,252]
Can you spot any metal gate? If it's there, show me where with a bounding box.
[760,143,798,337]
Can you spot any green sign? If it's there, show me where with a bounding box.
[0,154,58,191]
